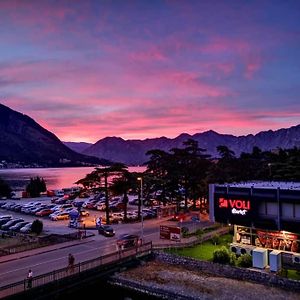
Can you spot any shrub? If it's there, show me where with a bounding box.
[229,252,236,266]
[213,246,231,264]
[236,253,252,267]
[195,228,203,237]
[0,178,12,198]
[31,219,43,235]
[181,226,189,237]
[211,233,220,245]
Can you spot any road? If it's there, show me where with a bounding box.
[0,216,162,288]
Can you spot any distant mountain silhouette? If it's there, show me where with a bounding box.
[0,103,109,167]
[80,125,300,165]
[63,141,92,153]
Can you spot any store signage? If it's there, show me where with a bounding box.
[218,197,251,216]
[160,225,181,241]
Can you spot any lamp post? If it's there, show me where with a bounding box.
[268,163,272,179]
[137,177,144,243]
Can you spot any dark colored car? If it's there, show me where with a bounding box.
[9,221,30,231]
[1,218,24,230]
[98,225,115,237]
[116,234,140,249]
[0,216,13,226]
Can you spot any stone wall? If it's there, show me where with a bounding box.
[156,252,300,292]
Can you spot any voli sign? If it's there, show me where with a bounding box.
[218,197,251,216]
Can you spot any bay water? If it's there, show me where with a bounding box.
[0,166,146,191]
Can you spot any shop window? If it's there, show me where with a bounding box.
[295,205,300,219]
[258,202,267,215]
[282,203,294,219]
[266,202,278,216]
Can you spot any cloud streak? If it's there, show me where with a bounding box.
[0,0,299,143]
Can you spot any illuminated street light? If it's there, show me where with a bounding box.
[137,177,144,243]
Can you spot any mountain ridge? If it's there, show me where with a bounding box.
[0,103,109,167]
[69,124,300,165]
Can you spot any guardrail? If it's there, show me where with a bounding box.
[0,241,152,299]
[153,226,230,249]
[0,233,80,257]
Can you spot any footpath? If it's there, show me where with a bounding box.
[0,236,94,264]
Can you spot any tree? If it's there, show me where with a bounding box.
[26,177,46,198]
[31,219,43,235]
[0,178,12,198]
[76,163,127,225]
[110,169,137,222]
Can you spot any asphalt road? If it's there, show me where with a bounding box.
[0,201,166,288]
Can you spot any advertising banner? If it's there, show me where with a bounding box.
[160,225,181,241]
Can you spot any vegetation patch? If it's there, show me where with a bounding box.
[166,234,232,261]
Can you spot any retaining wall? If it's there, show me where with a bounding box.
[155,252,300,292]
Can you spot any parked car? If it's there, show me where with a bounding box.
[50,211,70,221]
[36,208,54,217]
[79,209,89,217]
[0,216,13,226]
[20,222,32,233]
[1,218,24,230]
[116,234,140,249]
[0,214,12,220]
[98,225,115,237]
[9,221,30,232]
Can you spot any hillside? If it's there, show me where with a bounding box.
[0,103,109,167]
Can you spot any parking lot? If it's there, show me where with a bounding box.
[0,195,162,236]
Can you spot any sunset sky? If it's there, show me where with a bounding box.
[1,0,299,143]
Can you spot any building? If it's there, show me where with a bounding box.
[209,182,300,268]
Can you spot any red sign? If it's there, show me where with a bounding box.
[160,225,181,241]
[219,198,250,210]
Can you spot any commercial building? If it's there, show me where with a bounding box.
[209,182,300,269]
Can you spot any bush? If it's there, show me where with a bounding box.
[181,226,189,237]
[0,178,12,198]
[236,254,252,268]
[31,219,43,235]
[195,228,203,237]
[213,246,232,264]
[211,233,220,245]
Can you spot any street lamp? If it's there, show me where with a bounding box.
[137,177,144,243]
[268,163,272,179]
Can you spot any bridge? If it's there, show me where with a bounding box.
[0,241,152,299]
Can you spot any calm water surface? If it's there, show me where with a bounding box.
[0,166,146,190]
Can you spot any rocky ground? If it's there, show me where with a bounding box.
[113,260,300,300]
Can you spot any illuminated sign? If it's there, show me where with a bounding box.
[218,197,251,216]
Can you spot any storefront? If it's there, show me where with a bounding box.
[209,182,300,268]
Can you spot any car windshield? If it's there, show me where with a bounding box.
[102,225,112,230]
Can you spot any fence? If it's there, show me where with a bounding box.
[0,241,152,299]
[153,226,230,249]
[0,233,80,256]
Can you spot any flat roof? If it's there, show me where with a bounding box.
[215,181,300,191]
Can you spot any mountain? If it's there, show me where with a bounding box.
[63,142,92,153]
[82,125,300,165]
[0,104,109,167]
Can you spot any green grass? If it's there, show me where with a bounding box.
[286,269,300,281]
[167,234,232,261]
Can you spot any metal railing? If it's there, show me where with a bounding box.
[153,226,230,249]
[0,241,152,299]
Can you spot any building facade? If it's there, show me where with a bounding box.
[209,182,300,262]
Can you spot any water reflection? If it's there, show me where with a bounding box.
[0,166,146,190]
